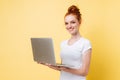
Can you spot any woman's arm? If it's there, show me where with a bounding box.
[60,49,92,76]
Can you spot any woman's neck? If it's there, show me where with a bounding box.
[70,32,82,40]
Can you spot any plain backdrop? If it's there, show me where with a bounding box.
[0,0,120,80]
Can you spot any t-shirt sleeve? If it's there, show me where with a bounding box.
[82,40,92,55]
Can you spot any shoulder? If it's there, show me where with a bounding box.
[80,37,92,49]
[60,39,68,46]
[81,37,91,44]
[60,39,69,48]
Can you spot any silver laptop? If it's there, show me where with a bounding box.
[31,38,73,68]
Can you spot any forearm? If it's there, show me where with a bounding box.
[61,67,88,76]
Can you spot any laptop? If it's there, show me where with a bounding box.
[30,38,73,68]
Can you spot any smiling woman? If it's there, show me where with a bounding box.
[59,5,92,80]
[38,5,92,80]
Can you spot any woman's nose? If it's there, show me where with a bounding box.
[67,23,72,28]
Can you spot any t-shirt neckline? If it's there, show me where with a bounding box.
[66,37,83,46]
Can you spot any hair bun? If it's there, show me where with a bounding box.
[68,5,80,13]
[65,5,81,23]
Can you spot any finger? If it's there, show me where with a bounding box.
[60,67,68,70]
[37,62,42,64]
[37,62,46,65]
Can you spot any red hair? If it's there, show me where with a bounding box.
[65,5,82,23]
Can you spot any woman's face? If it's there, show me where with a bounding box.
[64,14,80,35]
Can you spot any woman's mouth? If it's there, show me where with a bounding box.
[68,27,74,31]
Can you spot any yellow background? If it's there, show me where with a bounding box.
[0,0,120,80]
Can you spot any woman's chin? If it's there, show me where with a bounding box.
[69,32,76,35]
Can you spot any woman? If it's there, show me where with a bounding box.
[40,5,92,80]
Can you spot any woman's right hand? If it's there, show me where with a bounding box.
[37,62,61,71]
[47,64,61,71]
[37,62,47,66]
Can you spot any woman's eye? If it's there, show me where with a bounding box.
[65,22,68,25]
[71,21,75,24]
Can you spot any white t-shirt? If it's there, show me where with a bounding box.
[60,37,92,80]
